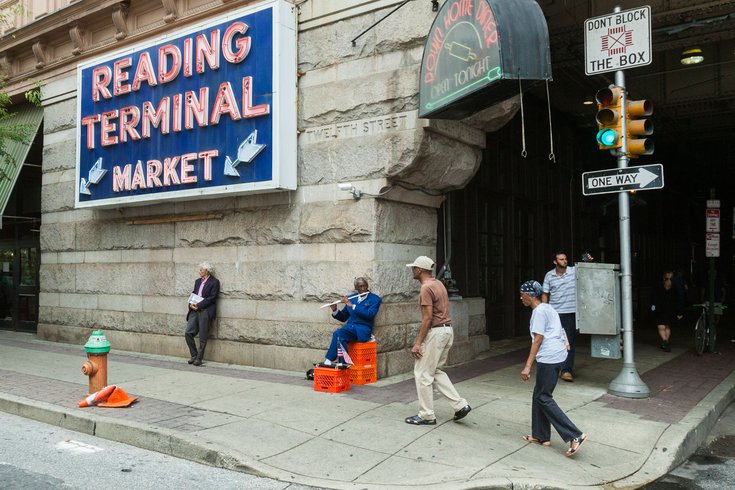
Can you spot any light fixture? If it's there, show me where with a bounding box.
[680,47,704,65]
[583,98,595,106]
[431,0,439,12]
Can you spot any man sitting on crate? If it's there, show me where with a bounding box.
[323,277,381,366]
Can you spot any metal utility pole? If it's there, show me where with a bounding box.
[607,8,650,398]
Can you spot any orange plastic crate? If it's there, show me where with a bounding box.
[349,364,377,385]
[347,341,377,366]
[313,366,351,393]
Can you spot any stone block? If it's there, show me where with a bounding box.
[450,301,469,340]
[379,350,413,379]
[175,211,257,247]
[375,201,436,245]
[300,261,376,301]
[143,296,187,316]
[57,252,84,263]
[41,181,75,213]
[123,311,180,335]
[39,292,59,307]
[98,294,143,313]
[40,222,75,251]
[299,200,374,243]
[470,334,490,356]
[75,263,175,295]
[59,293,98,309]
[447,340,474,366]
[469,314,487,337]
[42,139,75,173]
[43,98,77,133]
[75,220,175,251]
[205,339,254,365]
[84,250,122,263]
[40,264,77,293]
[373,323,408,352]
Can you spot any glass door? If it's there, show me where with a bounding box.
[0,243,39,332]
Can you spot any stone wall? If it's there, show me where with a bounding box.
[36,1,490,376]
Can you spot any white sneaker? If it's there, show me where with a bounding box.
[323,359,332,366]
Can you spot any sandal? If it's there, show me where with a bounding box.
[565,433,588,457]
[522,435,550,447]
[405,415,436,425]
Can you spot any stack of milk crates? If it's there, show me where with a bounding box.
[347,339,377,385]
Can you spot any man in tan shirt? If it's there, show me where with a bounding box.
[405,256,471,425]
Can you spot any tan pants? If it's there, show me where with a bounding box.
[414,326,467,420]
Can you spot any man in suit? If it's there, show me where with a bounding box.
[185,261,220,366]
[324,277,381,364]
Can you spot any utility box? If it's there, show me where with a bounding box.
[576,262,621,359]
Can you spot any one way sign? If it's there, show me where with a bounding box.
[582,164,664,196]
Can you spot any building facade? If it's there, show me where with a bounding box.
[1,0,501,376]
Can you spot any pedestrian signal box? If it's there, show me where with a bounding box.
[595,87,623,150]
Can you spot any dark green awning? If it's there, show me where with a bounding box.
[0,104,43,226]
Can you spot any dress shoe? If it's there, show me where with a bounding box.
[560,371,574,382]
[187,356,196,364]
[453,405,472,421]
[192,358,202,366]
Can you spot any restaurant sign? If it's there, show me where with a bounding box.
[75,0,296,208]
[419,0,551,119]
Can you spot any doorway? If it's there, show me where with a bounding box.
[0,242,39,331]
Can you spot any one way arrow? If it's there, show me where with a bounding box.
[636,166,657,188]
[79,157,107,196]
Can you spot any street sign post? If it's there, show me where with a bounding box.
[585,5,651,75]
[582,164,663,196]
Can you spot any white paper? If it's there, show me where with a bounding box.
[188,293,204,305]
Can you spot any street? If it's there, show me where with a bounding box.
[0,411,316,490]
[643,401,735,489]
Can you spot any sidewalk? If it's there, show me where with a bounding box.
[1,330,734,490]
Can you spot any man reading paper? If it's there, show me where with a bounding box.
[185,262,220,366]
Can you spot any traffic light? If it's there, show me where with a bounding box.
[595,87,623,150]
[626,98,653,157]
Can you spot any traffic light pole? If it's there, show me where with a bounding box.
[607,54,651,398]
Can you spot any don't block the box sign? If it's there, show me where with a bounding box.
[75,0,296,208]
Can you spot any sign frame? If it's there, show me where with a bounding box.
[74,0,297,209]
[584,5,651,75]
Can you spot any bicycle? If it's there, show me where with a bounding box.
[693,303,727,355]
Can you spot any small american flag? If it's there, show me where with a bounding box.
[337,340,353,365]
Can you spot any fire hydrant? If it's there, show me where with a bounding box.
[81,330,111,395]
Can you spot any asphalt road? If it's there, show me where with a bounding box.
[642,401,735,489]
[0,411,317,490]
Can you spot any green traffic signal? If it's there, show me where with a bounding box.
[596,128,618,146]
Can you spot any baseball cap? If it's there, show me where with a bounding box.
[520,280,543,297]
[406,256,435,270]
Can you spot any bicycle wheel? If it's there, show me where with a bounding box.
[694,313,706,355]
[707,324,717,353]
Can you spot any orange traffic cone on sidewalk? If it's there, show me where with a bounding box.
[78,384,116,407]
[98,386,138,408]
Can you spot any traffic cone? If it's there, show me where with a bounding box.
[97,387,138,408]
[78,384,116,407]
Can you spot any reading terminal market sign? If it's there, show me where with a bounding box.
[419,0,552,120]
[75,0,296,208]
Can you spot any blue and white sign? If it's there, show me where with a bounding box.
[75,0,296,208]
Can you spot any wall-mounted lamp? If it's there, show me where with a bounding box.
[431,0,439,12]
[338,182,363,199]
[680,47,704,65]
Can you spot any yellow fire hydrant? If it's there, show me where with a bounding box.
[81,329,111,395]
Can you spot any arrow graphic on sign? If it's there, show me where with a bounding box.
[79,157,108,196]
[224,130,266,177]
